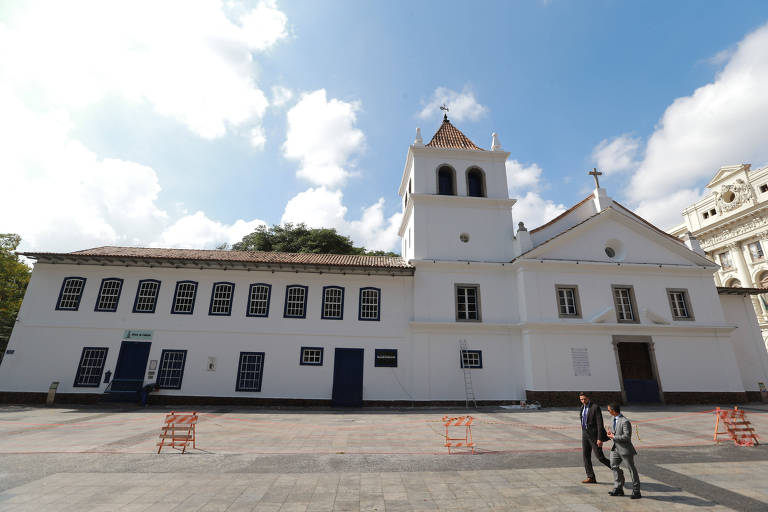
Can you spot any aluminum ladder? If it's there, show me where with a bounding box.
[459,339,477,408]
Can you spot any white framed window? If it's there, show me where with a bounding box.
[612,285,638,323]
[359,287,381,321]
[56,277,86,310]
[209,282,234,316]
[236,352,265,392]
[667,289,693,320]
[460,349,482,369]
[284,285,308,318]
[73,347,108,387]
[247,284,271,317]
[300,347,323,366]
[321,286,344,319]
[748,241,764,262]
[156,350,187,389]
[719,251,733,269]
[556,285,580,318]
[171,281,197,314]
[133,279,160,313]
[455,284,480,321]
[95,278,123,312]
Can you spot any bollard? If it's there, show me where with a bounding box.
[46,381,59,406]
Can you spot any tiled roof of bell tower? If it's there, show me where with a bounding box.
[425,116,484,151]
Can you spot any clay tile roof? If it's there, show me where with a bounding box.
[23,246,412,270]
[425,118,484,151]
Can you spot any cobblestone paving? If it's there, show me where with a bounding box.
[0,404,766,511]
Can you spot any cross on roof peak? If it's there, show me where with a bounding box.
[588,168,602,188]
[440,104,449,121]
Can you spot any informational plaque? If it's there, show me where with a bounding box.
[123,329,153,341]
[571,348,591,376]
[374,349,398,367]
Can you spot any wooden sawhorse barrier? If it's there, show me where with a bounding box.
[442,415,475,454]
[157,411,198,454]
[714,406,759,447]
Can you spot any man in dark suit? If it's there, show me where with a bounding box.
[578,391,617,484]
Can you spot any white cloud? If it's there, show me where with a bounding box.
[0,86,265,252]
[504,159,566,229]
[281,187,401,251]
[506,160,543,192]
[0,0,288,147]
[283,89,365,187]
[418,86,488,122]
[513,191,568,230]
[621,23,768,228]
[591,134,640,174]
[155,212,267,249]
[271,85,294,107]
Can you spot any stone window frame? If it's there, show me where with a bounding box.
[747,241,765,262]
[611,284,639,324]
[666,288,694,321]
[436,164,457,196]
[718,250,734,270]
[55,277,86,311]
[73,347,108,387]
[465,166,487,198]
[455,283,482,322]
[94,278,123,312]
[460,349,483,369]
[299,347,324,366]
[555,284,582,318]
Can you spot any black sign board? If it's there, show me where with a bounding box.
[374,349,398,367]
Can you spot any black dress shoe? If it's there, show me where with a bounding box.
[608,488,624,496]
[631,491,642,499]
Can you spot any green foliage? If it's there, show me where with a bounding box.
[232,223,399,257]
[0,234,31,358]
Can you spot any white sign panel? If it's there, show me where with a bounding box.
[571,348,591,376]
[123,329,153,341]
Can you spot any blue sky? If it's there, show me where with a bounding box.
[3,1,768,253]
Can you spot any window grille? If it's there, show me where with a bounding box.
[322,287,344,319]
[456,285,479,321]
[95,278,122,312]
[613,287,635,322]
[284,286,307,318]
[57,277,86,310]
[210,282,234,315]
[172,281,197,314]
[667,290,693,320]
[359,288,380,321]
[236,352,265,391]
[247,284,271,317]
[557,286,579,317]
[460,349,482,368]
[134,280,160,313]
[73,347,108,387]
[156,350,187,389]
[300,347,323,366]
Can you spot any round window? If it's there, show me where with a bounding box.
[605,247,616,258]
[459,233,470,243]
[723,191,736,203]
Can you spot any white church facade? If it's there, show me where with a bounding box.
[2,118,768,406]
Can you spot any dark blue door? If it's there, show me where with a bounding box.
[332,348,364,407]
[618,342,661,403]
[110,341,151,399]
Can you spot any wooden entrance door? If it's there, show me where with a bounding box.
[616,341,661,403]
[332,348,364,407]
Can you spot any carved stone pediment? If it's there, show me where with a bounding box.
[715,179,753,213]
[699,214,768,249]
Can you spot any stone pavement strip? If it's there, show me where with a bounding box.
[0,404,766,511]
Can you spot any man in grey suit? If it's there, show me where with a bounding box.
[606,402,641,499]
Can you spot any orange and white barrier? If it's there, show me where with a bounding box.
[714,406,759,447]
[442,415,474,454]
[157,411,198,454]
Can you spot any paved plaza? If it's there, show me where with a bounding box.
[0,403,766,511]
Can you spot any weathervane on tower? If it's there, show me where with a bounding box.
[440,103,449,120]
[588,167,602,189]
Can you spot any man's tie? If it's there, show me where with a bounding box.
[613,417,617,433]
[582,406,588,429]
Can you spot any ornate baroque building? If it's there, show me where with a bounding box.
[670,164,768,350]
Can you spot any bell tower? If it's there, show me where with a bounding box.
[397,115,517,262]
